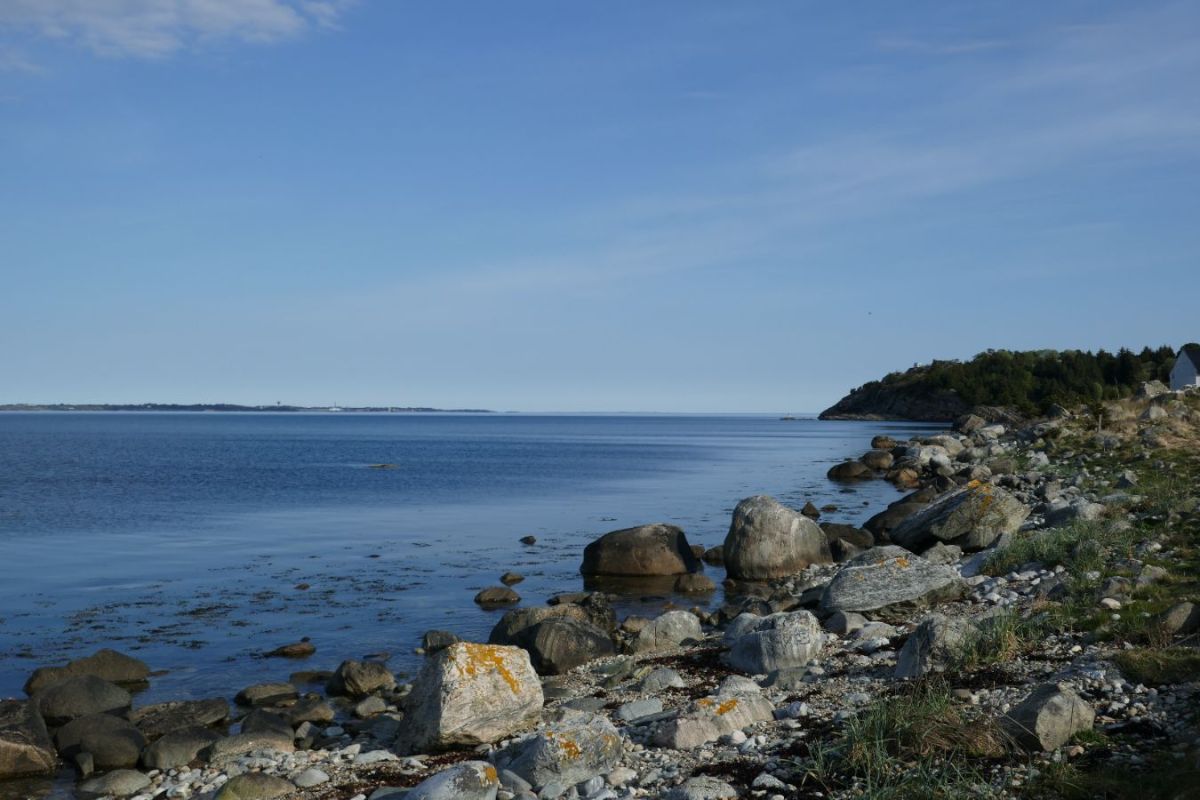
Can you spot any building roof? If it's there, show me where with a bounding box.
[1179,343,1200,370]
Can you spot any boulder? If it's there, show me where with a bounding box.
[397,643,542,752]
[820,546,965,619]
[702,545,724,566]
[894,614,975,679]
[406,761,500,800]
[580,523,701,576]
[1160,601,1200,638]
[889,481,1028,552]
[141,725,220,769]
[492,713,621,788]
[422,630,462,653]
[652,694,774,749]
[820,523,874,550]
[827,461,873,481]
[1002,684,1095,751]
[77,769,151,799]
[871,435,898,450]
[24,650,150,696]
[860,450,894,470]
[234,683,297,707]
[674,573,717,593]
[205,731,294,762]
[326,660,396,698]
[724,611,822,675]
[282,697,334,725]
[489,602,614,647]
[240,709,293,738]
[632,610,703,653]
[264,641,315,659]
[638,667,686,693]
[474,587,521,607]
[215,772,295,800]
[723,495,831,581]
[863,502,926,539]
[54,713,145,769]
[130,699,229,739]
[0,699,56,779]
[523,617,614,675]
[665,777,740,800]
[37,676,131,726]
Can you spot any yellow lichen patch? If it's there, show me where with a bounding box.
[715,699,739,715]
[484,765,498,784]
[558,737,582,760]
[697,698,714,708]
[454,643,522,694]
[894,557,910,568]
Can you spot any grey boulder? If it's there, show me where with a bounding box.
[723,495,832,581]
[665,776,740,800]
[0,699,57,778]
[25,649,150,696]
[492,712,621,788]
[889,482,1028,552]
[37,676,131,726]
[632,610,703,653]
[1002,684,1094,751]
[819,546,965,619]
[407,761,499,800]
[130,698,230,739]
[141,725,221,769]
[77,769,151,799]
[724,611,822,675]
[326,660,396,698]
[894,614,975,679]
[523,617,614,675]
[54,713,145,770]
[215,772,295,800]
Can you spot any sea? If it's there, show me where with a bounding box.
[0,412,942,703]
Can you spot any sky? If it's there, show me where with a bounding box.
[1,1,1198,412]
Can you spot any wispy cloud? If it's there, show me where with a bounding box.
[0,0,355,58]
[0,43,42,73]
[876,36,1011,56]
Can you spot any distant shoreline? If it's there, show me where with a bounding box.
[0,403,494,413]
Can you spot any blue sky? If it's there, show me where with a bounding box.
[2,1,1198,412]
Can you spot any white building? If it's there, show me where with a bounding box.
[1170,344,1200,390]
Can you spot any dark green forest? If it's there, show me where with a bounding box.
[865,346,1182,415]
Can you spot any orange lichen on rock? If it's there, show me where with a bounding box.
[455,643,521,694]
[484,765,499,784]
[716,699,738,715]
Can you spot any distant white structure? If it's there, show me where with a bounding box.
[1170,345,1200,390]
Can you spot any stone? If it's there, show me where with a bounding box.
[638,668,686,693]
[493,713,621,788]
[580,523,701,576]
[723,495,831,581]
[240,709,293,738]
[0,699,56,779]
[476,587,522,607]
[673,573,717,593]
[889,481,1028,552]
[702,545,724,566]
[283,697,335,725]
[265,641,315,658]
[863,502,926,538]
[24,650,150,697]
[234,683,297,707]
[1002,684,1095,751]
[130,698,230,739]
[616,698,663,722]
[860,449,894,470]
[77,769,151,799]
[205,730,294,761]
[819,546,966,619]
[715,675,761,696]
[355,696,388,718]
[894,614,975,679]
[521,535,537,545]
[327,660,396,698]
[141,725,220,769]
[501,572,525,586]
[724,611,822,674]
[407,761,500,800]
[820,523,874,550]
[490,605,598,647]
[54,713,145,769]
[652,695,774,749]
[1044,499,1106,527]
[1159,601,1200,637]
[632,610,702,653]
[524,617,615,675]
[664,776,739,800]
[827,461,873,481]
[922,542,963,565]
[37,676,131,726]
[216,772,295,800]
[293,768,330,788]
[422,630,462,653]
[397,643,542,752]
[823,611,867,635]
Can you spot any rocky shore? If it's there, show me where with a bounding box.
[3,385,1199,800]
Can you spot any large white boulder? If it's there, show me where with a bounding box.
[723,496,831,581]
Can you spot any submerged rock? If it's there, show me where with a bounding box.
[38,676,131,726]
[25,649,150,697]
[580,523,701,577]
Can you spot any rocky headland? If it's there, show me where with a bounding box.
[3,384,1199,800]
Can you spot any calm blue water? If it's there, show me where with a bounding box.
[0,413,940,702]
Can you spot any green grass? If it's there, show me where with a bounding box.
[796,682,1008,798]
[1114,647,1200,685]
[946,610,1041,673]
[1031,757,1200,800]
[982,520,1128,578]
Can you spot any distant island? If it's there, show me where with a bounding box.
[0,403,494,413]
[820,345,1178,421]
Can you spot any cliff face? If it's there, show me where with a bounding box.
[818,382,970,422]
